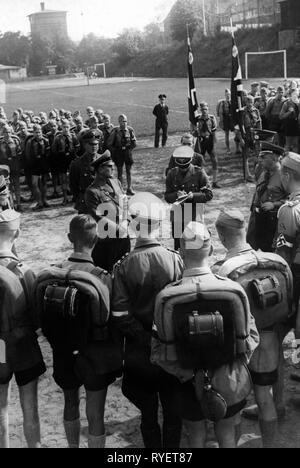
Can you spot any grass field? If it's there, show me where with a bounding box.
[4,77,283,137]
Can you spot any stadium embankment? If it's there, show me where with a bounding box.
[108,26,300,79]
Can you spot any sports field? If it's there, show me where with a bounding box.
[5,76,283,136]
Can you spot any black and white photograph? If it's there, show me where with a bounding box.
[0,0,300,451]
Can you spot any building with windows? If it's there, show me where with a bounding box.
[28,2,68,41]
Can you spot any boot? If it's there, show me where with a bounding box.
[162,422,182,448]
[140,423,162,448]
[88,432,106,448]
[259,419,279,448]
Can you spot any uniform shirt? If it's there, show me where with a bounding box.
[0,135,22,172]
[216,100,231,118]
[242,106,262,131]
[194,114,217,139]
[107,126,137,152]
[84,176,125,224]
[24,135,50,168]
[69,153,95,212]
[99,124,115,151]
[52,132,80,161]
[112,238,184,333]
[276,191,300,266]
[265,97,286,119]
[252,168,287,212]
[279,100,300,137]
[153,104,169,125]
[255,97,268,117]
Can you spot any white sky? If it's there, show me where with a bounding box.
[0,0,176,41]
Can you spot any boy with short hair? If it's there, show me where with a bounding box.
[45,214,122,448]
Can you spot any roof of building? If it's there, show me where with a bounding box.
[28,10,67,17]
[0,64,23,70]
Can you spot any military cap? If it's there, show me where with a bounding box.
[215,209,245,229]
[173,146,194,167]
[0,210,20,231]
[181,221,211,250]
[253,129,278,142]
[260,142,285,157]
[200,101,208,108]
[173,146,194,159]
[128,192,166,224]
[91,150,113,169]
[281,152,300,175]
[181,133,194,145]
[260,81,269,88]
[251,82,259,87]
[158,94,167,99]
[82,130,99,144]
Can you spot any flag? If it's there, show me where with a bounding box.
[187,31,199,126]
[230,22,246,181]
[230,26,244,129]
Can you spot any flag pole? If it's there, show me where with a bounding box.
[230,17,246,182]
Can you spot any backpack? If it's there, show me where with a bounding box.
[34,267,111,352]
[218,251,293,331]
[0,259,39,371]
[151,275,252,375]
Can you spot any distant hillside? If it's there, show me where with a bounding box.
[108,26,300,78]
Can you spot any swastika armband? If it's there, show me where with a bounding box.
[276,234,294,250]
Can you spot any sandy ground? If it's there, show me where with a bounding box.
[7,132,300,448]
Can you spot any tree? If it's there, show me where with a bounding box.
[142,23,164,49]
[76,34,113,68]
[0,31,31,66]
[112,29,144,65]
[49,35,76,74]
[167,0,203,42]
[28,35,53,76]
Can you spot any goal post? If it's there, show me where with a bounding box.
[94,63,106,78]
[245,50,287,80]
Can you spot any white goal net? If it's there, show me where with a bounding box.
[245,50,287,80]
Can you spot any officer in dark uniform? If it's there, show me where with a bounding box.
[112,193,183,448]
[165,146,213,250]
[0,125,22,211]
[153,94,169,148]
[276,153,300,382]
[247,142,287,252]
[84,151,131,273]
[69,131,98,213]
[165,134,204,176]
[276,152,300,309]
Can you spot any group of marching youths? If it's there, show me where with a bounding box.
[0,79,300,449]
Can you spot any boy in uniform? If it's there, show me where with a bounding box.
[0,210,45,448]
